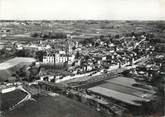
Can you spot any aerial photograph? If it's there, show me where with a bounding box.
[0,0,165,117]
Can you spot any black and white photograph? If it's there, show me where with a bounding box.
[0,0,165,117]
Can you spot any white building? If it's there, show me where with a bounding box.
[23,44,51,51]
[43,53,75,65]
[0,41,5,50]
[43,55,55,64]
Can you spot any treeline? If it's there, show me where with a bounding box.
[31,32,67,39]
[15,49,46,61]
[155,43,165,53]
[79,32,156,46]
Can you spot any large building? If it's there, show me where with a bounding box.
[43,51,75,65]
[0,57,36,81]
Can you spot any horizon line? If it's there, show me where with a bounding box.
[0,19,165,21]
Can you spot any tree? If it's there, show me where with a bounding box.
[15,49,26,57]
[36,51,46,61]
[84,55,90,60]
[75,51,80,59]
[31,32,39,37]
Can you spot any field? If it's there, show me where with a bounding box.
[0,20,165,42]
[1,89,27,111]
[4,95,109,117]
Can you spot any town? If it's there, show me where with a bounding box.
[0,20,165,117]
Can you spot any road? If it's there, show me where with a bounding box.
[8,85,32,111]
[59,56,149,85]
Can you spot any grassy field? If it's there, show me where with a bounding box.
[1,89,27,111]
[4,95,109,117]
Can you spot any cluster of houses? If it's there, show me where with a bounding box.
[65,34,152,73]
[0,29,162,83]
[38,32,157,77]
[123,54,165,82]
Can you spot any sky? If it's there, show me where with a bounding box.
[0,0,165,20]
